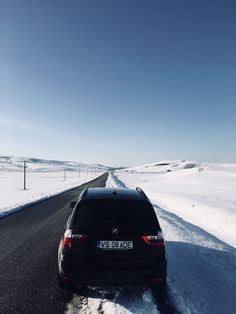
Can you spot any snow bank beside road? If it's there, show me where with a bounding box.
[116,162,236,248]
[106,171,127,188]
[107,170,236,314]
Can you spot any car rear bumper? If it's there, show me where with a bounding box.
[59,260,167,287]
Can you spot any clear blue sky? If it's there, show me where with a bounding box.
[1,0,235,166]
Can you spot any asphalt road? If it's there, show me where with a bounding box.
[0,172,108,314]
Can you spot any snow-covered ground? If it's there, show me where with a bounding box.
[0,155,107,218]
[117,160,236,248]
[66,288,158,314]
[0,171,103,218]
[111,161,236,313]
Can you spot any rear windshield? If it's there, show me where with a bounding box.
[72,199,160,232]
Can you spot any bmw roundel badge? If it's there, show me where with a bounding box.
[112,227,119,235]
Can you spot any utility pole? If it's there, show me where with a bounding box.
[23,161,27,190]
[64,168,66,181]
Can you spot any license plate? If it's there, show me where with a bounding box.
[97,240,133,250]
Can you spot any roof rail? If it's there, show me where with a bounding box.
[136,187,147,198]
[82,186,89,197]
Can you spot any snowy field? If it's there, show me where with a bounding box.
[117,160,236,248]
[0,171,102,218]
[0,155,107,218]
[109,161,236,313]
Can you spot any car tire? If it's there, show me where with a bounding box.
[58,273,66,289]
[57,273,74,290]
[151,277,167,294]
[58,273,86,294]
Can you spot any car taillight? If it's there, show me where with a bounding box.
[63,229,88,248]
[142,231,165,248]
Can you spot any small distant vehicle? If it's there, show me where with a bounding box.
[58,187,167,291]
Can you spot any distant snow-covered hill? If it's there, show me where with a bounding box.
[0,155,111,172]
[121,159,236,174]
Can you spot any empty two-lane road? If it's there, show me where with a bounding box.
[0,172,108,314]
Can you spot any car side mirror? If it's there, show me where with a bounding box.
[70,201,76,209]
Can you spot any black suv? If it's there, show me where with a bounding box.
[58,187,167,291]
